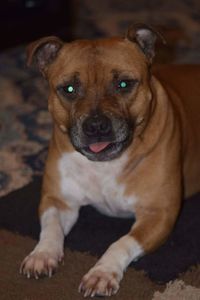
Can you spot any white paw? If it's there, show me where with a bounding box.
[20,250,64,279]
[79,266,121,297]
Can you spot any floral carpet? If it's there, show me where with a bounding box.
[0,48,50,196]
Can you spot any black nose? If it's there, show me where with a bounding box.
[82,114,112,137]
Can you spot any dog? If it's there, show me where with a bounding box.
[20,24,200,297]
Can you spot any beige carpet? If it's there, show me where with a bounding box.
[1,230,199,300]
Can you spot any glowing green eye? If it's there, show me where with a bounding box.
[61,81,79,99]
[62,84,75,94]
[119,81,127,88]
[116,78,138,93]
[66,85,75,93]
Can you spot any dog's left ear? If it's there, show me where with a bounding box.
[126,24,165,63]
[26,36,64,76]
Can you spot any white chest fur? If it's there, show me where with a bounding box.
[58,151,137,217]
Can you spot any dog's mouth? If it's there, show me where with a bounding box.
[87,141,111,153]
[69,114,134,161]
[80,138,131,161]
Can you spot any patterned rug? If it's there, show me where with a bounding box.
[1,229,200,300]
[0,1,200,299]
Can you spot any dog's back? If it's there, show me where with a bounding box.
[154,64,200,197]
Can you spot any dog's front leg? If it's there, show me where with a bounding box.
[20,204,79,279]
[79,207,179,297]
[79,234,143,297]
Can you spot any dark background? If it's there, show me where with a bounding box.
[1,0,200,64]
[0,0,76,50]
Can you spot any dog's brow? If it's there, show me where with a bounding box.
[111,70,138,83]
[112,69,133,78]
[59,72,80,85]
[111,69,120,79]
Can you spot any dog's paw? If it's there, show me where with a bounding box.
[20,250,64,279]
[79,266,120,297]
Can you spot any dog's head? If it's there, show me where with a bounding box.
[27,24,161,161]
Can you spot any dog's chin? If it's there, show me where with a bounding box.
[74,139,132,162]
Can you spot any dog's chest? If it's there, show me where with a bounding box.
[58,152,136,217]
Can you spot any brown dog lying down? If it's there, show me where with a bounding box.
[20,24,200,297]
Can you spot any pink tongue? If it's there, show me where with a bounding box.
[89,142,110,153]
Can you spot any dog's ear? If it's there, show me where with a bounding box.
[126,24,165,63]
[26,36,64,76]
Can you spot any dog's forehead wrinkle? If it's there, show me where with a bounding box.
[53,40,145,89]
[58,72,81,86]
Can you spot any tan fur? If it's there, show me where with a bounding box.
[20,31,200,297]
[153,64,200,197]
[39,125,73,215]
[118,76,182,251]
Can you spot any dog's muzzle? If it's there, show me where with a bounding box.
[69,112,133,161]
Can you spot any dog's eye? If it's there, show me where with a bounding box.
[117,79,138,93]
[58,75,82,101]
[63,85,76,94]
[118,81,128,89]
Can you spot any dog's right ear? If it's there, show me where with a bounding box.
[27,36,64,76]
[126,24,165,64]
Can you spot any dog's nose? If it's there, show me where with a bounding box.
[82,114,112,137]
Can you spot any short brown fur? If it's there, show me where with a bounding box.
[21,28,200,297]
